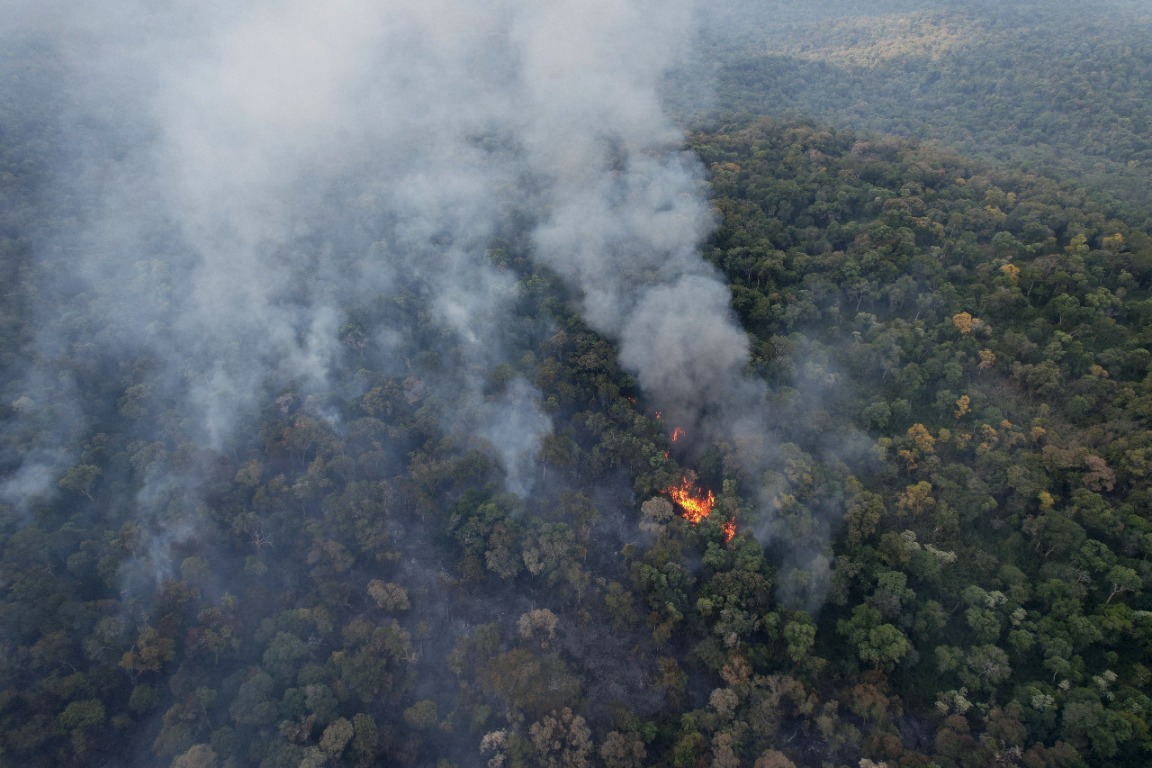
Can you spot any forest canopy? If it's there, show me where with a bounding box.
[2,2,1152,768]
[674,0,1152,211]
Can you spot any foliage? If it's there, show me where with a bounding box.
[3,30,1152,767]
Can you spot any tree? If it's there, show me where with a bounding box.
[896,481,935,517]
[845,489,884,546]
[522,521,584,589]
[171,744,219,768]
[529,708,592,768]
[481,648,580,721]
[331,622,412,705]
[711,730,741,768]
[54,699,106,760]
[403,700,438,730]
[319,717,355,760]
[870,571,916,621]
[262,631,311,680]
[228,670,278,727]
[1105,565,1141,603]
[599,731,646,768]
[838,606,912,671]
[349,713,380,767]
[485,522,522,580]
[960,644,1012,692]
[120,627,176,677]
[1061,692,1133,759]
[640,497,675,534]
[783,614,817,665]
[603,581,639,630]
[518,608,559,648]
[58,464,101,500]
[754,750,797,768]
[367,580,410,611]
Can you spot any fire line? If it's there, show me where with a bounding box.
[665,475,715,525]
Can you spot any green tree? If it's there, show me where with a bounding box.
[58,464,101,500]
[403,700,438,730]
[838,605,912,671]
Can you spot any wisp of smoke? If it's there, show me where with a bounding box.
[0,0,834,605]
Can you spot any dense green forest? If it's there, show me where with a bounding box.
[5,2,1152,768]
[674,0,1152,210]
[6,118,1152,768]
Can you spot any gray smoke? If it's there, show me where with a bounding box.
[0,0,830,600]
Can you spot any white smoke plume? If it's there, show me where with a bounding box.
[0,0,803,590]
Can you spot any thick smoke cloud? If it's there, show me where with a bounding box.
[0,0,829,601]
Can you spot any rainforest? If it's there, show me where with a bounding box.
[2,1,1152,767]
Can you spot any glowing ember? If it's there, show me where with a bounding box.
[654,411,663,420]
[722,518,736,543]
[671,426,686,443]
[666,475,715,525]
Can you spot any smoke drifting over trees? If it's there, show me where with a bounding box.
[0,2,804,760]
[6,1,1152,767]
[2,0,769,519]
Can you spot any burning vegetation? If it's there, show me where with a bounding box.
[663,426,736,541]
[663,474,737,542]
[665,474,715,524]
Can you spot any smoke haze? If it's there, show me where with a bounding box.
[0,0,858,628]
[2,0,770,512]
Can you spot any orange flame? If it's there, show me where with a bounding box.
[654,411,662,420]
[666,475,715,525]
[722,518,737,543]
[671,426,686,443]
